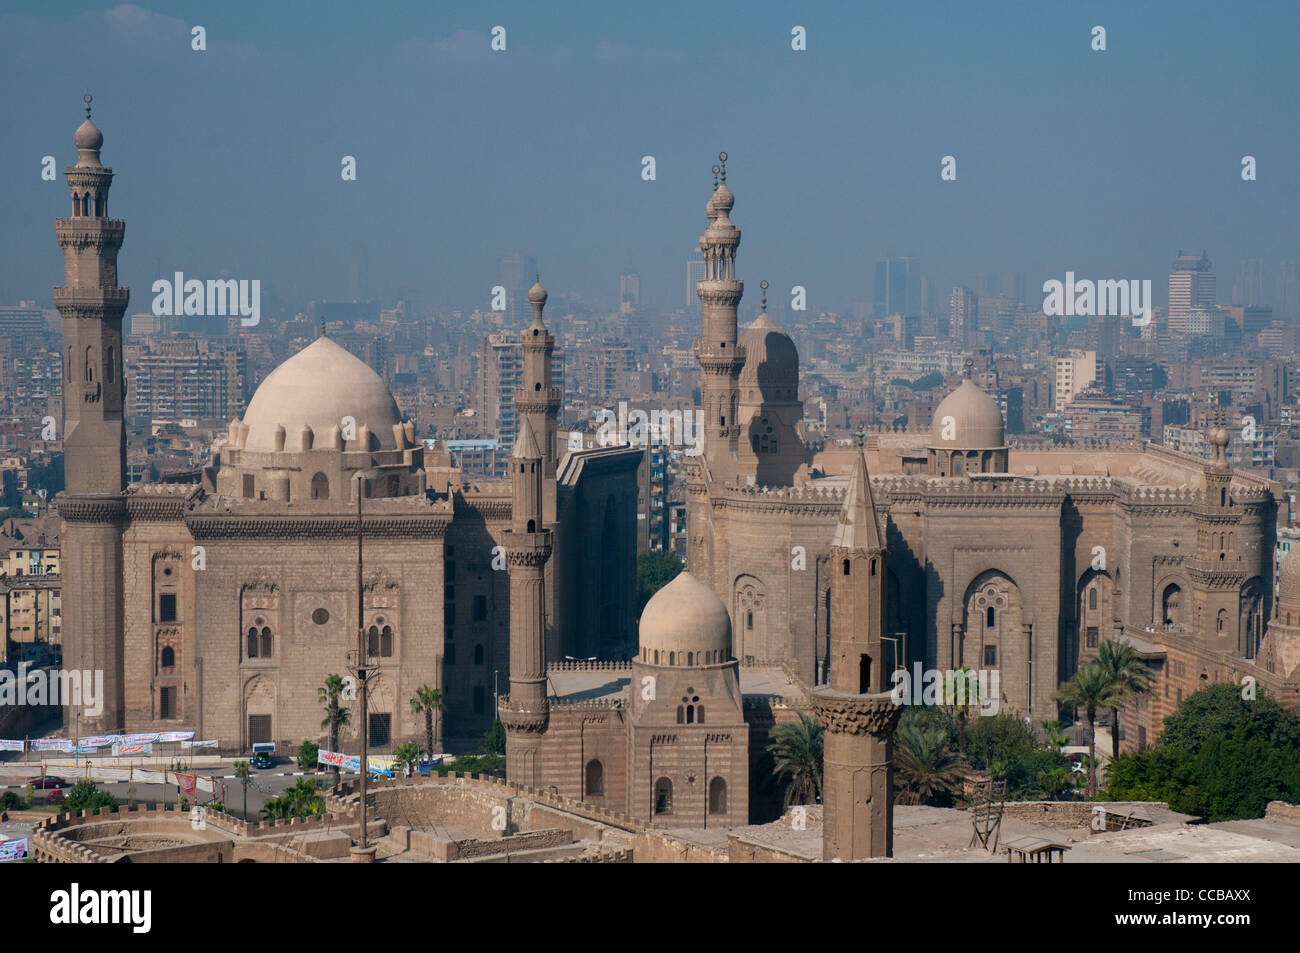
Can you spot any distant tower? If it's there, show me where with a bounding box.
[499,417,552,786]
[811,443,903,860]
[55,95,128,732]
[515,278,560,492]
[693,153,744,479]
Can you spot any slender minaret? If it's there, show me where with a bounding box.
[811,440,903,860]
[55,95,128,732]
[499,416,552,786]
[693,153,744,479]
[515,277,560,488]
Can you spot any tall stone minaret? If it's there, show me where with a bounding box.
[693,153,744,480]
[515,278,560,517]
[811,443,903,860]
[55,95,128,733]
[499,416,551,786]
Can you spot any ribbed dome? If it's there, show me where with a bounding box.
[1279,549,1300,613]
[74,118,103,150]
[739,312,799,390]
[930,377,1006,449]
[712,181,734,214]
[241,336,401,453]
[639,572,731,664]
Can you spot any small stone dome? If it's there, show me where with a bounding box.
[528,280,547,305]
[240,336,401,453]
[929,377,1005,449]
[739,312,799,391]
[639,571,731,664]
[712,182,734,215]
[74,118,103,151]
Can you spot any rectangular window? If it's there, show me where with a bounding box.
[983,645,997,666]
[1086,626,1099,649]
[248,714,272,745]
[473,595,487,621]
[242,473,255,498]
[159,593,177,622]
[369,713,391,748]
[159,686,174,719]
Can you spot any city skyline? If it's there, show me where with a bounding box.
[2,1,1298,316]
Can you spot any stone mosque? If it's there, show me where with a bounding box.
[53,102,1300,853]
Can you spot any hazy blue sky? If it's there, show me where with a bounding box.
[2,1,1297,317]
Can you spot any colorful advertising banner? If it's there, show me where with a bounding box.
[317,749,361,771]
[78,735,120,748]
[0,740,24,752]
[123,733,160,745]
[111,742,152,756]
[174,773,197,797]
[32,738,73,752]
[0,838,29,862]
[159,731,195,743]
[368,757,396,777]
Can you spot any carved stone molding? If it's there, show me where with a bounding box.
[810,688,905,737]
[57,495,127,524]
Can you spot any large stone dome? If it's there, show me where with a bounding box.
[739,312,799,391]
[929,377,1006,449]
[241,336,401,453]
[639,571,731,665]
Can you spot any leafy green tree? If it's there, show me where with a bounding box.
[1,791,18,810]
[964,710,1035,772]
[484,718,506,756]
[410,685,445,757]
[766,712,824,808]
[65,780,117,812]
[1095,640,1154,754]
[319,673,352,785]
[297,740,319,772]
[1159,683,1300,755]
[942,666,982,756]
[262,777,324,821]
[636,550,684,616]
[1053,661,1123,798]
[895,720,968,806]
[1037,766,1076,801]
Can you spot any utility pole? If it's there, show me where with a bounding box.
[349,472,375,862]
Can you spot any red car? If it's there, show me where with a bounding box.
[45,788,65,804]
[30,776,67,789]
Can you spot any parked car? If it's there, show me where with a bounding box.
[45,788,65,804]
[30,776,67,789]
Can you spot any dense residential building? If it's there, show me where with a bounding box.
[1053,349,1097,411]
[125,337,247,419]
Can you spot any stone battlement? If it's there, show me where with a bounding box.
[547,659,632,672]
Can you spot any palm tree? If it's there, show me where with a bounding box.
[410,685,445,758]
[319,674,352,786]
[234,760,251,821]
[1042,719,1070,752]
[1095,640,1154,756]
[392,741,423,777]
[942,665,981,756]
[1053,661,1123,798]
[766,713,823,808]
[895,721,968,805]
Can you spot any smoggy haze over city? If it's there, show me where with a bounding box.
[1,0,1297,316]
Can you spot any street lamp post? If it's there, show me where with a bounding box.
[348,471,375,861]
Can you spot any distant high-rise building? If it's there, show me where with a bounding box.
[348,243,369,302]
[686,258,706,306]
[1054,349,1098,411]
[476,330,563,446]
[620,273,640,315]
[497,253,538,327]
[874,257,920,318]
[1167,251,1216,335]
[1276,260,1299,322]
[1233,260,1264,306]
[949,287,977,348]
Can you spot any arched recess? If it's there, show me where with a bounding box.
[709,776,727,815]
[244,675,275,748]
[310,472,329,500]
[1075,569,1114,671]
[960,570,1023,692]
[585,759,604,797]
[1239,577,1265,659]
[1159,580,1185,627]
[733,574,766,663]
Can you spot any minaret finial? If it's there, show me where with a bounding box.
[712,164,720,191]
[963,358,973,378]
[760,280,769,311]
[856,426,866,448]
[718,151,728,183]
[84,93,92,119]
[320,320,327,338]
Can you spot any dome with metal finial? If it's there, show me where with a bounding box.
[527,273,547,306]
[712,151,734,215]
[74,93,104,165]
[740,280,799,389]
